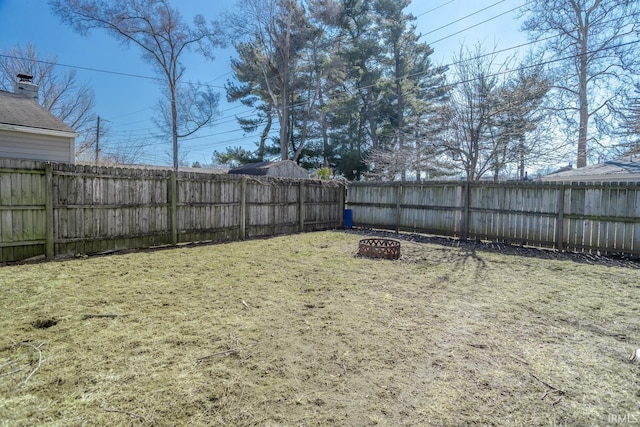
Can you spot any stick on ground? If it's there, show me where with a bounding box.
[23,342,45,384]
[82,314,129,320]
[531,373,566,404]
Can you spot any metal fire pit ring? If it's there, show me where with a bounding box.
[358,238,401,260]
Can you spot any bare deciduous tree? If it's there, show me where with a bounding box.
[50,0,225,170]
[438,45,549,181]
[520,0,640,167]
[440,45,505,181]
[0,43,96,157]
[616,83,640,154]
[153,82,221,162]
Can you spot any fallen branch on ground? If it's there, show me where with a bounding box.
[0,354,28,371]
[22,342,45,385]
[82,314,129,320]
[531,373,565,405]
[0,363,28,377]
[196,348,239,362]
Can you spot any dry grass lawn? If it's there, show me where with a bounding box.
[1,230,639,426]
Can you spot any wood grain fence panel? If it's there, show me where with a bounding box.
[633,189,640,253]
[245,180,274,237]
[0,170,11,207]
[601,186,633,253]
[539,186,558,245]
[597,187,610,250]
[349,184,397,228]
[397,184,460,234]
[1,162,333,261]
[349,181,640,255]
[304,183,322,226]
[617,187,635,252]
[52,167,171,255]
[302,182,341,230]
[565,186,583,252]
[0,167,47,262]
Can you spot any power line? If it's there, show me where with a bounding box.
[0,53,231,93]
[421,0,510,37]
[429,2,532,46]
[439,39,640,97]
[108,32,639,163]
[105,104,261,139]
[4,2,632,163]
[0,53,162,82]
[414,0,457,18]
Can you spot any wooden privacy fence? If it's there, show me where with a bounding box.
[347,180,640,255]
[0,159,345,263]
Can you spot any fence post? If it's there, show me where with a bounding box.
[169,172,178,245]
[298,181,305,232]
[555,184,565,252]
[44,163,54,258]
[240,176,247,239]
[395,182,402,233]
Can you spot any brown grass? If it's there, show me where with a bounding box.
[1,231,639,426]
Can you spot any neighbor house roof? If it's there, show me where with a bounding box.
[0,89,76,135]
[229,161,276,176]
[228,160,309,179]
[541,155,640,182]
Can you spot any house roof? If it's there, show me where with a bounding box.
[0,89,75,135]
[541,155,640,182]
[228,160,308,178]
[229,161,275,176]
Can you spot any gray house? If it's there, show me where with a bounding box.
[228,160,309,179]
[0,76,77,163]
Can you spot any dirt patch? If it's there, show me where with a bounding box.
[31,318,59,329]
[1,230,639,426]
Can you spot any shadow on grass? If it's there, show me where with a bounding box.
[346,228,640,270]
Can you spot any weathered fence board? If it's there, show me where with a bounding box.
[303,182,344,231]
[0,160,344,263]
[348,181,640,255]
[0,167,47,261]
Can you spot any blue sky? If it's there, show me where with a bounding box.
[0,0,527,167]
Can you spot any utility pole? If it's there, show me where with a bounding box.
[95,115,101,164]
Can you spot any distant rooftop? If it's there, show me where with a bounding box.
[541,155,640,182]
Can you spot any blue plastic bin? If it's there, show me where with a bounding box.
[344,209,353,228]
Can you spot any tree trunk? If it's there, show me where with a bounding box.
[577,36,589,168]
[396,72,405,181]
[258,109,272,162]
[279,9,292,161]
[576,2,592,168]
[171,84,179,171]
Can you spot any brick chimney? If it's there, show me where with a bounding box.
[14,74,39,102]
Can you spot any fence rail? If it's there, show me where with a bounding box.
[347,181,640,255]
[0,159,345,263]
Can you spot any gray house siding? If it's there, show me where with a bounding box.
[0,89,77,164]
[0,127,75,163]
